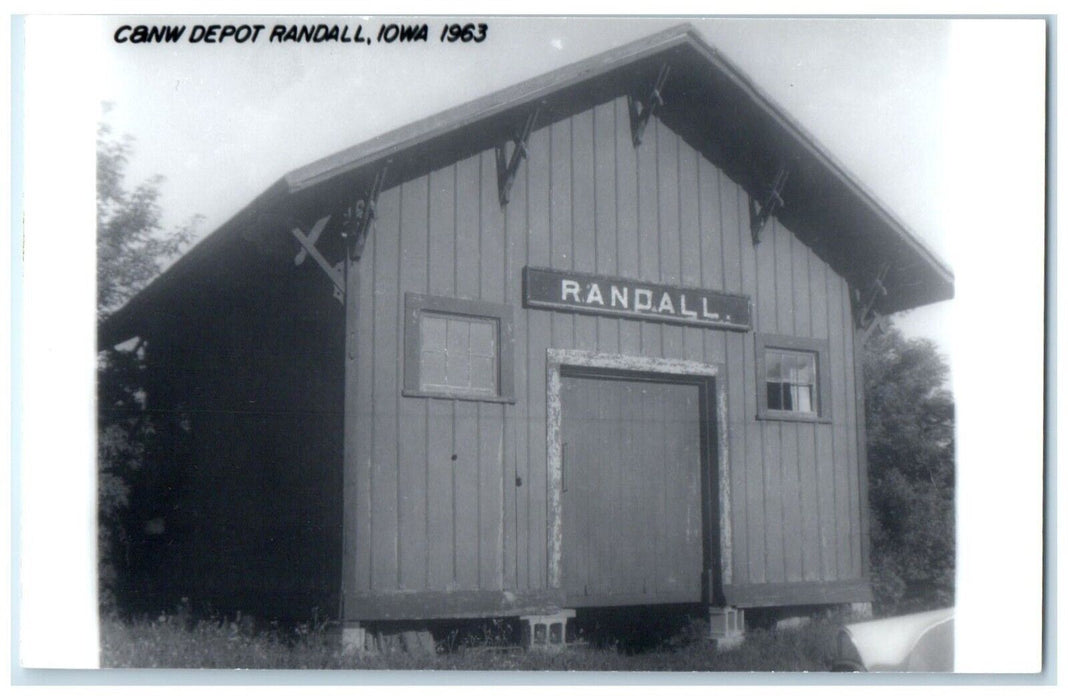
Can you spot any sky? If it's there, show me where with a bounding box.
[97,16,957,347]
[16,12,1048,674]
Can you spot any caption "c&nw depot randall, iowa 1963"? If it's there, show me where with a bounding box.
[113,23,488,45]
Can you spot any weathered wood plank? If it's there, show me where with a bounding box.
[550,118,572,272]
[797,421,821,582]
[781,421,804,583]
[479,149,506,591]
[572,110,598,353]
[503,138,529,592]
[763,422,786,584]
[370,186,401,590]
[754,197,777,337]
[603,377,625,596]
[455,155,481,299]
[428,166,456,296]
[593,101,619,355]
[426,166,457,590]
[853,321,873,581]
[397,178,429,590]
[679,139,702,288]
[723,176,761,586]
[678,142,704,363]
[842,280,861,580]
[637,118,660,286]
[477,401,504,590]
[774,219,795,335]
[808,254,836,581]
[699,154,725,292]
[657,119,682,287]
[655,121,684,362]
[615,98,641,356]
[525,123,552,590]
[594,101,618,277]
[453,154,482,589]
[353,231,376,594]
[550,118,575,352]
[343,206,365,604]
[828,272,852,578]
[793,232,813,337]
[453,401,480,589]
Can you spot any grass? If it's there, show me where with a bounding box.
[100,608,845,671]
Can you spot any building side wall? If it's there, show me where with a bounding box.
[141,265,345,620]
[346,96,865,615]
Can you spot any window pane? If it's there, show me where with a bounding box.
[764,347,818,414]
[420,350,447,387]
[470,355,496,392]
[421,315,448,351]
[446,318,469,357]
[767,382,783,410]
[445,350,471,388]
[766,352,783,380]
[469,320,496,357]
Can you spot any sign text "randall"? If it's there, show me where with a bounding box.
[522,267,751,331]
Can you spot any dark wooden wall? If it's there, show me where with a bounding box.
[345,95,867,616]
[140,252,345,620]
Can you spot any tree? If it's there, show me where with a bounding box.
[97,108,200,611]
[97,109,200,318]
[864,320,955,614]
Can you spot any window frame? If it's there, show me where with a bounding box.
[755,333,832,423]
[403,292,515,403]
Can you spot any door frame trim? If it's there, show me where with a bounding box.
[545,349,731,598]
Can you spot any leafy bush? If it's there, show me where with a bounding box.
[864,322,954,614]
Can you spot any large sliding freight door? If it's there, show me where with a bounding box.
[560,373,706,606]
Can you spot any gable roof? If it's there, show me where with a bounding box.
[100,24,953,347]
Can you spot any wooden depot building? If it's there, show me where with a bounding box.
[99,25,954,648]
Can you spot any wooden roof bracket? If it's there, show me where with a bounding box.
[495,107,540,207]
[291,214,345,304]
[852,262,891,338]
[749,163,790,245]
[290,163,389,306]
[342,162,390,263]
[627,63,671,147]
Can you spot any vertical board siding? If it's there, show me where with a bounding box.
[775,223,804,583]
[426,167,457,591]
[370,188,400,590]
[656,119,685,363]
[525,123,551,591]
[503,133,528,593]
[398,180,429,590]
[346,97,863,609]
[453,154,482,590]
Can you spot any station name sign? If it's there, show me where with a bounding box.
[522,266,751,331]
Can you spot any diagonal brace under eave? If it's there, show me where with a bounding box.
[749,164,790,245]
[291,215,344,299]
[495,108,539,206]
